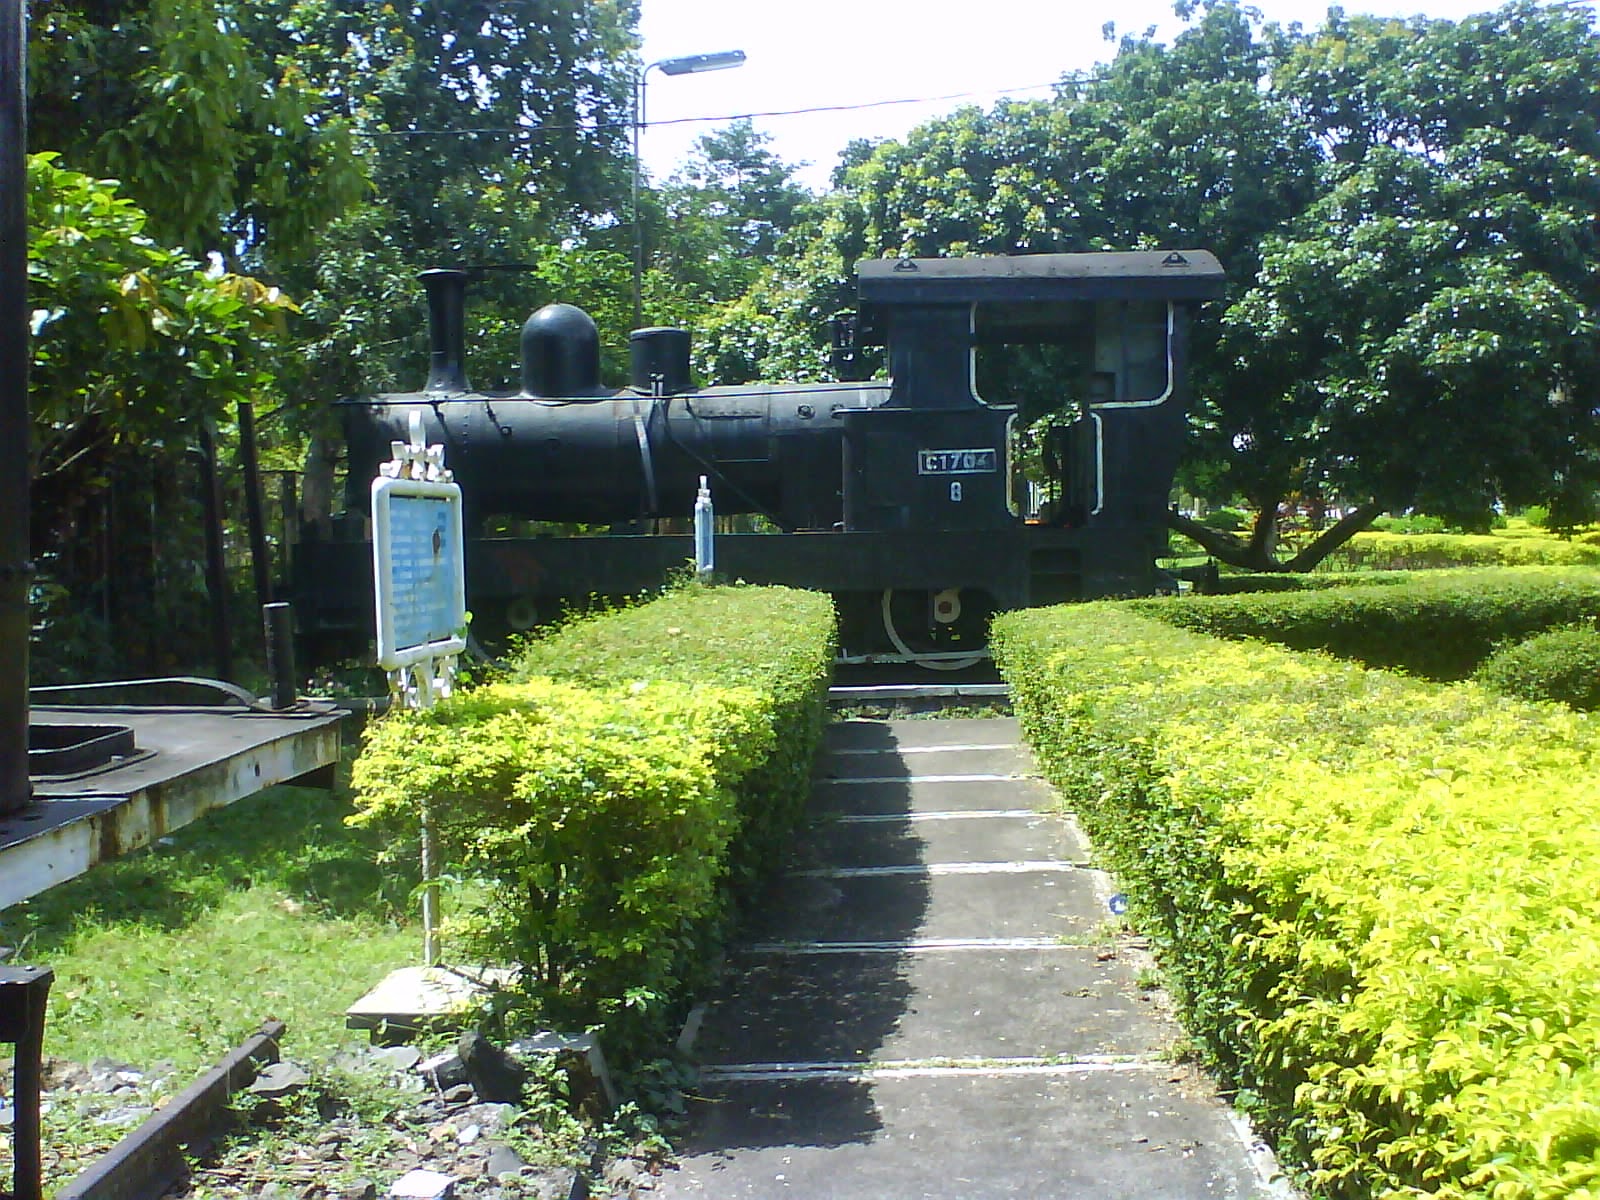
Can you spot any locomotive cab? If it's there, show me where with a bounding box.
[844,251,1222,644]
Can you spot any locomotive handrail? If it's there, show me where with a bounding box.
[631,395,660,516]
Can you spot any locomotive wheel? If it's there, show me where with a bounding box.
[879,588,988,672]
[504,595,540,632]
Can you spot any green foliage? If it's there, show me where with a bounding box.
[27,153,303,678]
[351,584,835,1053]
[1199,507,1249,532]
[655,120,815,304]
[1325,532,1600,573]
[1134,567,1600,680]
[27,154,297,475]
[709,2,1600,569]
[1207,570,1419,595]
[1212,3,1600,544]
[1369,514,1448,535]
[508,582,838,894]
[259,0,635,254]
[1475,625,1600,711]
[27,0,364,259]
[251,0,644,413]
[352,676,765,1025]
[993,603,1600,1199]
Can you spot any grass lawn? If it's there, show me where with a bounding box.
[0,763,424,1188]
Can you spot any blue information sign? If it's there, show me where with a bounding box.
[372,476,466,670]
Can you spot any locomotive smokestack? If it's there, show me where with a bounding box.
[420,268,470,394]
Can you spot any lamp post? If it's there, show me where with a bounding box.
[631,49,745,330]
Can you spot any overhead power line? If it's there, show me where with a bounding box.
[368,78,1076,139]
[648,80,1067,128]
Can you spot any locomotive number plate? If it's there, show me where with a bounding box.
[918,448,998,475]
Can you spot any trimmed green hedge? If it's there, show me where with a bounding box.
[993,604,1600,1199]
[1326,531,1600,572]
[1206,571,1417,595]
[1475,625,1600,711]
[1136,567,1600,680]
[506,583,837,889]
[351,583,835,1047]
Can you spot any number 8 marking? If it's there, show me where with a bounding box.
[950,481,963,502]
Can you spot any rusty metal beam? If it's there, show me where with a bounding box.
[0,708,342,910]
[55,1020,285,1200]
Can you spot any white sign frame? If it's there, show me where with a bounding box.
[371,474,467,672]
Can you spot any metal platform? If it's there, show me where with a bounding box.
[2,700,343,910]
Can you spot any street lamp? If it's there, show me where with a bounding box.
[632,49,746,329]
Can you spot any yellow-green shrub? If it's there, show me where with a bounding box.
[1135,567,1600,680]
[993,604,1600,1199]
[352,678,764,1016]
[351,584,836,1047]
[1474,624,1600,711]
[507,582,837,888]
[1326,531,1600,572]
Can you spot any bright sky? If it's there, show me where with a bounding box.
[637,0,1599,191]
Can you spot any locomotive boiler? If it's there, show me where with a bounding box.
[293,250,1225,666]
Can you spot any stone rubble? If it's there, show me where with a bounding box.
[5,1043,665,1200]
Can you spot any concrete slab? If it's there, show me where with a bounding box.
[802,811,1089,869]
[820,745,1032,779]
[665,716,1291,1199]
[658,1067,1282,1198]
[693,945,1176,1065]
[810,776,1060,817]
[825,717,1022,750]
[345,965,517,1037]
[748,868,1112,945]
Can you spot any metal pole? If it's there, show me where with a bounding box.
[0,965,53,1200]
[262,601,296,710]
[628,53,743,332]
[237,400,272,611]
[196,422,233,681]
[631,68,645,331]
[0,0,31,816]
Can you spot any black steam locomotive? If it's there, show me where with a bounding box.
[293,250,1224,666]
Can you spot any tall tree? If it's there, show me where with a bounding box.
[254,0,637,255]
[27,155,299,677]
[702,1,1600,569]
[27,0,364,262]
[1178,1,1600,566]
[653,120,813,302]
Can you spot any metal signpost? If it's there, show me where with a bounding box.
[372,412,466,965]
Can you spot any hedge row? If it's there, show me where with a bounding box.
[1325,531,1600,572]
[1474,625,1600,711]
[1136,567,1600,680]
[1204,571,1416,596]
[504,583,837,890]
[351,583,836,1049]
[992,604,1600,1199]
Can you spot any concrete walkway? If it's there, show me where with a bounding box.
[656,716,1290,1199]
